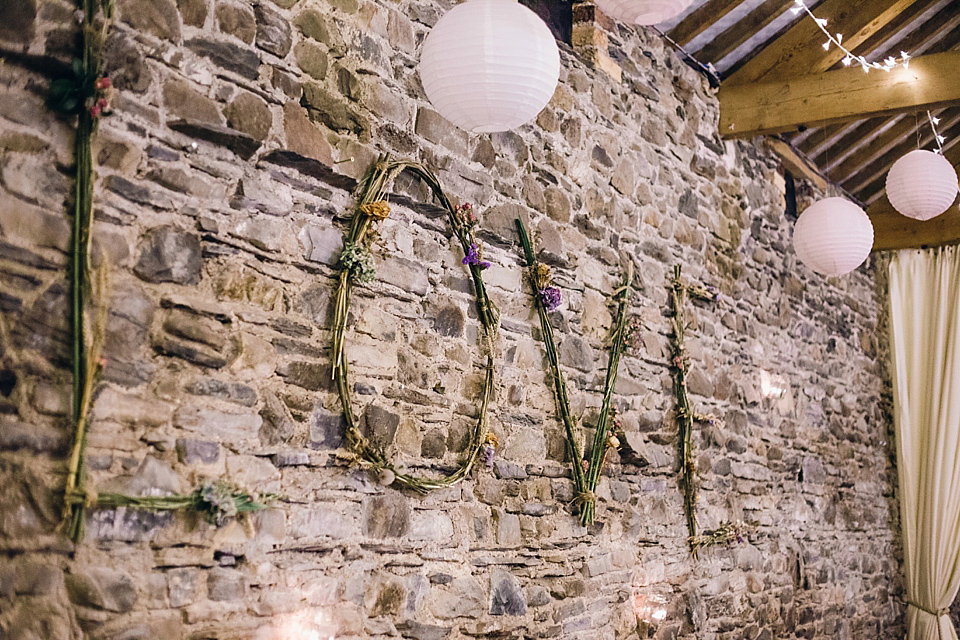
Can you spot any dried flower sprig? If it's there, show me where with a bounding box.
[540,286,562,311]
[462,242,491,270]
[331,156,500,494]
[453,203,491,270]
[339,241,377,284]
[689,520,750,555]
[69,480,276,528]
[516,218,633,526]
[528,262,563,310]
[359,200,391,220]
[455,202,479,230]
[482,432,500,468]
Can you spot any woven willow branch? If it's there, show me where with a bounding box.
[515,219,632,526]
[331,156,500,494]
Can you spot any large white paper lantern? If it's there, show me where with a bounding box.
[418,0,560,134]
[793,197,874,277]
[595,0,693,25]
[885,149,959,221]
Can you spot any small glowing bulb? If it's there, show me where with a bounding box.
[842,56,853,66]
[937,135,946,144]
[932,117,941,125]
[822,41,830,50]
[815,17,827,27]
[862,65,870,73]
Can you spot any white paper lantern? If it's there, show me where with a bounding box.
[595,0,693,25]
[418,0,560,134]
[793,197,874,277]
[885,149,959,221]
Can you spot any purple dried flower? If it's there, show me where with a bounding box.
[482,444,495,468]
[462,243,491,270]
[540,286,562,311]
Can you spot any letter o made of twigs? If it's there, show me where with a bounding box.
[330,156,500,494]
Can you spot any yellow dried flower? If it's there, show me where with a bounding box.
[360,200,391,220]
[484,432,500,447]
[533,262,552,289]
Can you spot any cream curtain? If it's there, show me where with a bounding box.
[890,246,960,640]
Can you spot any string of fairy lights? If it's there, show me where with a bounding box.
[790,0,910,72]
[928,112,946,154]
[791,0,947,154]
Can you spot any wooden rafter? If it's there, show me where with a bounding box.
[788,123,826,149]
[828,111,959,185]
[867,130,960,249]
[696,0,791,67]
[767,137,829,191]
[804,118,889,163]
[718,51,960,138]
[667,0,742,46]
[885,3,960,55]
[820,116,909,173]
[725,0,915,85]
[868,198,960,250]
[924,21,960,54]
[846,117,960,200]
[842,0,944,66]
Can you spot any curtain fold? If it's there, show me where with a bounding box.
[889,246,960,640]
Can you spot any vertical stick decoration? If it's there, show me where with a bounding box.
[53,1,273,541]
[52,0,116,542]
[667,265,717,554]
[516,219,633,526]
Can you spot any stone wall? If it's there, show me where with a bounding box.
[0,0,905,638]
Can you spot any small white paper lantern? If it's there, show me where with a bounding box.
[418,0,560,134]
[885,149,959,221]
[595,0,693,25]
[793,197,874,277]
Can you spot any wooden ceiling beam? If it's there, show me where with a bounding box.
[787,124,824,149]
[725,0,915,86]
[667,0,742,47]
[849,116,960,202]
[883,4,960,55]
[767,138,829,190]
[695,0,789,65]
[718,51,960,138]
[820,116,909,174]
[868,195,960,250]
[867,140,960,250]
[841,0,943,65]
[827,113,953,185]
[924,21,960,54]
[803,118,884,162]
